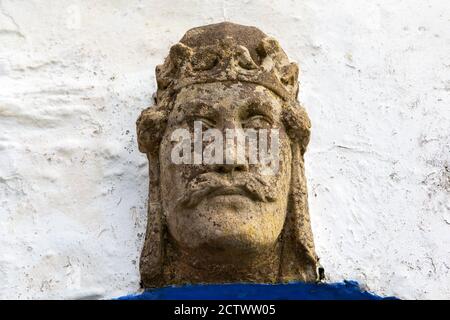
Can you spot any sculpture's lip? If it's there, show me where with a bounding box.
[208,186,251,199]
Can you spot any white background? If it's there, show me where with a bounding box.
[0,0,449,299]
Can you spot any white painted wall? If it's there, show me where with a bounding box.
[0,0,449,300]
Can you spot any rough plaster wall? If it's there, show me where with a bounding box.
[0,0,448,299]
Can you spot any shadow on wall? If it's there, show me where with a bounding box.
[117,281,398,300]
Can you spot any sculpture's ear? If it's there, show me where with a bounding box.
[282,101,311,155]
[136,107,168,155]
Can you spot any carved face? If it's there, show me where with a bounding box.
[159,82,292,260]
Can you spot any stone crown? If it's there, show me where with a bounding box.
[155,22,300,103]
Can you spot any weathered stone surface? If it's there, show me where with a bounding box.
[136,22,319,288]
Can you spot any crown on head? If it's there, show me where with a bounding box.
[155,22,300,104]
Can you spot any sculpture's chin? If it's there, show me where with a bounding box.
[170,231,279,265]
[167,196,286,259]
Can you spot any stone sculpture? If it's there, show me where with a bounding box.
[136,22,320,287]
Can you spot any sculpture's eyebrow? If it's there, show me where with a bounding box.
[178,100,216,116]
[240,97,277,120]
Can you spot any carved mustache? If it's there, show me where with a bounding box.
[177,172,277,209]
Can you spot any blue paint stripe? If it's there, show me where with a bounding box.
[117,281,398,300]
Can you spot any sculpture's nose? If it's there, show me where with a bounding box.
[214,120,249,174]
[215,162,249,174]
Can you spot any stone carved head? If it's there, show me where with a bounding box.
[136,22,320,287]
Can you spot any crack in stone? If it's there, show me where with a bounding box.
[0,0,25,38]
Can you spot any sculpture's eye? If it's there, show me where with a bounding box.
[194,116,216,130]
[242,115,273,130]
